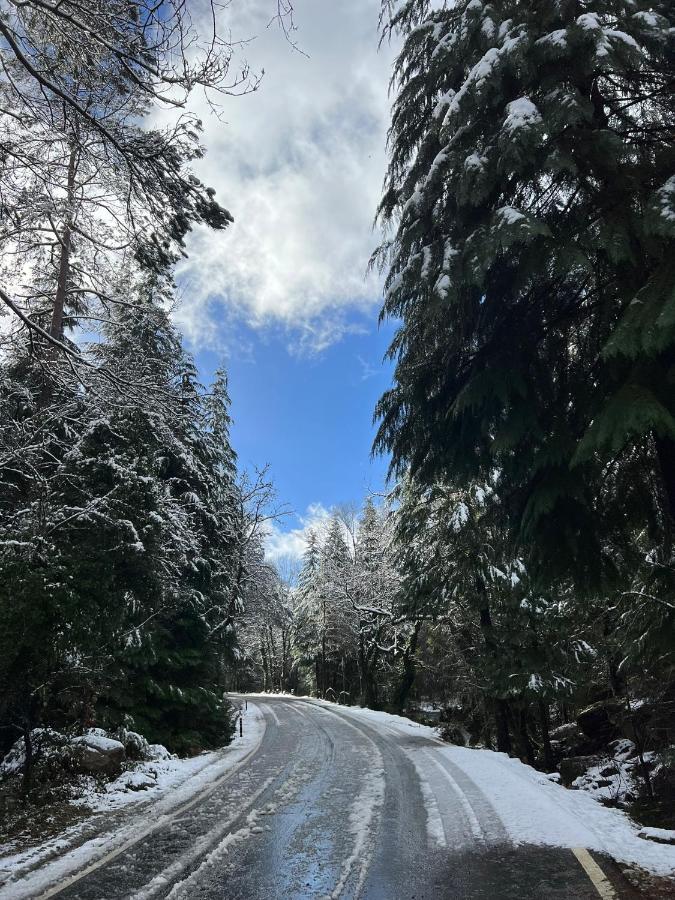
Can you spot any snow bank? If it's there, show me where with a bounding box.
[0,703,266,900]
[333,703,675,877]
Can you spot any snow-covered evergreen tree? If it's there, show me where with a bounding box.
[375,0,675,578]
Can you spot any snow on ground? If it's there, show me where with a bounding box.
[0,703,265,900]
[247,693,675,877]
[569,740,649,807]
[638,827,675,846]
[337,702,675,877]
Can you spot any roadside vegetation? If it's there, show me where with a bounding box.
[1,0,673,855]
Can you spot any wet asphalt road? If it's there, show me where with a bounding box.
[46,697,620,899]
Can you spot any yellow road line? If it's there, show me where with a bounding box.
[572,847,619,899]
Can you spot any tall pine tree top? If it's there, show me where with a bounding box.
[375,0,675,577]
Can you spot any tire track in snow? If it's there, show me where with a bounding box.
[299,703,386,898]
[128,776,277,900]
[318,706,509,852]
[127,702,320,900]
[422,750,487,845]
[260,702,282,727]
[404,753,448,848]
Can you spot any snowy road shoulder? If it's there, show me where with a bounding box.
[250,694,675,879]
[328,701,675,878]
[0,703,266,900]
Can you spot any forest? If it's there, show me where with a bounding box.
[0,0,673,835]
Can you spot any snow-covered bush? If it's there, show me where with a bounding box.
[0,729,69,778]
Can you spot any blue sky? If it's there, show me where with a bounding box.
[194,316,395,521]
[170,0,398,558]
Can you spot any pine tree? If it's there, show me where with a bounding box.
[88,287,239,752]
[352,498,401,707]
[375,0,675,582]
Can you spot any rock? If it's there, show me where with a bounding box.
[109,770,157,793]
[147,743,172,761]
[594,778,614,788]
[652,754,675,801]
[559,755,603,788]
[118,729,150,761]
[71,732,125,776]
[438,723,469,746]
[548,721,594,756]
[576,699,623,746]
[638,827,675,845]
[550,722,581,742]
[609,738,637,761]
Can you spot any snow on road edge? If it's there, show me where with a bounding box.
[247,693,675,877]
[0,703,266,900]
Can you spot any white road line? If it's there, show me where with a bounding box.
[34,710,267,900]
[572,848,619,899]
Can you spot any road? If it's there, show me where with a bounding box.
[35,697,630,899]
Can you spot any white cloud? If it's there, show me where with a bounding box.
[169,0,395,354]
[264,501,332,564]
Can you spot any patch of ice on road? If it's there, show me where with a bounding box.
[308,702,386,899]
[330,761,385,900]
[260,702,281,727]
[137,732,318,899]
[143,779,275,900]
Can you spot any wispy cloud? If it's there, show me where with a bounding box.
[356,354,382,381]
[167,0,394,355]
[264,501,332,564]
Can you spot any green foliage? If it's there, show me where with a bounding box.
[375,0,675,580]
[0,280,240,756]
[375,0,675,763]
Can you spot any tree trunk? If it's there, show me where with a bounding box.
[21,725,34,803]
[494,698,512,755]
[624,692,655,802]
[321,632,327,699]
[655,434,675,557]
[538,700,555,771]
[363,648,380,709]
[478,603,512,754]
[515,706,536,767]
[394,620,421,714]
[50,144,78,340]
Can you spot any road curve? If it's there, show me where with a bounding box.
[40,697,628,899]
